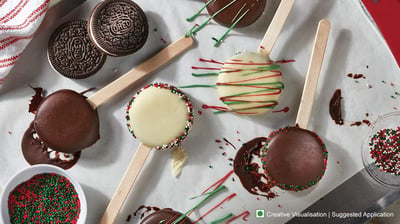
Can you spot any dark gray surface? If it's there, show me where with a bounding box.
[287,167,399,224]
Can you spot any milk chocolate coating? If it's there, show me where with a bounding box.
[264,126,326,187]
[233,137,277,199]
[205,0,266,27]
[140,208,192,224]
[34,90,99,153]
[22,122,80,169]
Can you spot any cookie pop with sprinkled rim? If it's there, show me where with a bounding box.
[100,83,194,224]
[216,0,295,115]
[126,83,194,150]
[261,19,330,191]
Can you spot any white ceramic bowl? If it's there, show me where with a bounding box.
[0,164,87,224]
[361,111,400,188]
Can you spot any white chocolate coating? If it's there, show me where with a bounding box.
[216,52,283,115]
[127,86,190,149]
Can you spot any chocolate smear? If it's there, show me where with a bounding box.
[233,137,277,199]
[28,85,44,114]
[329,89,344,125]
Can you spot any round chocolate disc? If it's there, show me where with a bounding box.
[262,126,328,191]
[205,0,266,28]
[88,0,149,56]
[48,20,106,79]
[34,89,100,153]
[141,209,192,224]
[22,122,81,170]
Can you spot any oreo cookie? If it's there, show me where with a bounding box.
[88,0,149,57]
[48,20,106,79]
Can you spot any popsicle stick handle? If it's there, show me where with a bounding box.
[296,19,330,129]
[258,0,296,55]
[87,36,194,109]
[100,144,152,224]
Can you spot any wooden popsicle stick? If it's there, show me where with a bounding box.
[258,0,296,55]
[100,143,152,224]
[87,36,194,109]
[296,19,330,129]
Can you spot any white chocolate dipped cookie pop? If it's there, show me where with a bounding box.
[126,83,194,150]
[216,0,295,115]
[101,83,193,224]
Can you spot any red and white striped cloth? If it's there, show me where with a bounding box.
[0,0,49,85]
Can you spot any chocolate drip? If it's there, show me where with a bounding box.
[140,208,192,224]
[233,137,277,199]
[21,122,80,169]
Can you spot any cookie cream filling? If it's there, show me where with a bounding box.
[33,131,75,162]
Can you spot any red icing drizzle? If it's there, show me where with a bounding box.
[272,106,290,113]
[192,193,237,224]
[216,59,283,114]
[201,170,234,194]
[225,211,250,223]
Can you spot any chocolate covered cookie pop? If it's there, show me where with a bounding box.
[33,89,99,153]
[262,19,330,191]
[262,126,327,191]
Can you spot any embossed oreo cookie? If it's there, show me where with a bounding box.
[48,20,106,79]
[88,0,149,56]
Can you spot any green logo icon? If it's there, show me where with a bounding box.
[256,209,265,218]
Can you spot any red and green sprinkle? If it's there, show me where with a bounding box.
[369,127,400,176]
[8,173,80,224]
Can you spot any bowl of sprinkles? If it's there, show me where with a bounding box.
[361,111,400,187]
[0,164,86,224]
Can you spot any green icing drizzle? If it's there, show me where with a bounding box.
[210,213,234,224]
[173,185,226,224]
[213,8,249,47]
[185,0,238,37]
[186,0,215,21]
